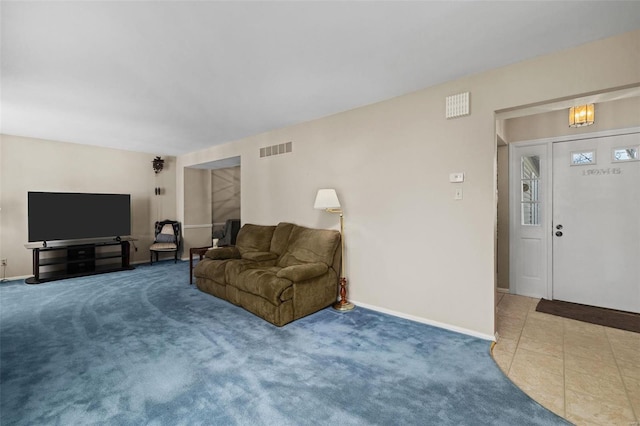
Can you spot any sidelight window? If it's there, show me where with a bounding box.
[521,155,541,226]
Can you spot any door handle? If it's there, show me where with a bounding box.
[555,231,563,237]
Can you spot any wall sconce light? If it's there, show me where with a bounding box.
[314,188,354,311]
[152,156,165,174]
[569,104,595,128]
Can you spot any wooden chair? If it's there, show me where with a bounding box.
[150,220,181,264]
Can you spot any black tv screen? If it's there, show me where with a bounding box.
[28,192,131,242]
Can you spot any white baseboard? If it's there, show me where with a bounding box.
[496,287,510,294]
[1,274,31,282]
[352,300,496,342]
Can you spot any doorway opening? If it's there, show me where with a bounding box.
[495,87,640,318]
[184,156,241,253]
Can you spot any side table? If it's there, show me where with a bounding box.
[189,246,211,284]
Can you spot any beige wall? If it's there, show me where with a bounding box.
[183,167,213,253]
[0,135,176,277]
[212,166,241,227]
[505,96,640,143]
[177,30,639,339]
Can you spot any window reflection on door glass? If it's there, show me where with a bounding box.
[521,156,540,179]
[521,180,539,202]
[571,151,595,165]
[612,147,639,162]
[521,155,540,226]
[522,202,540,225]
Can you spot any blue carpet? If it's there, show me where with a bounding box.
[0,262,568,425]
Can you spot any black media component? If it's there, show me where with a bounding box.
[26,241,133,284]
[28,192,131,242]
[66,245,96,274]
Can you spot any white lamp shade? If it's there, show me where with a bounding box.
[314,189,341,210]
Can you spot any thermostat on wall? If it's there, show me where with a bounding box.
[449,172,464,183]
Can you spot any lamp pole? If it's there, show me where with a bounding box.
[334,211,354,311]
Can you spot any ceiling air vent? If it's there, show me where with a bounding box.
[445,92,470,119]
[260,141,293,158]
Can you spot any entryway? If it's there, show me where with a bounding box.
[552,133,639,312]
[493,292,639,423]
[509,130,639,313]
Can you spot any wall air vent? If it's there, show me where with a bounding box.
[445,92,470,119]
[260,141,293,158]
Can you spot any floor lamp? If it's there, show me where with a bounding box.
[314,189,355,311]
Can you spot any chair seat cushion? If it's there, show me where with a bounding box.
[150,242,177,251]
[155,233,176,243]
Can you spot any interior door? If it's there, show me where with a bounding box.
[552,133,640,313]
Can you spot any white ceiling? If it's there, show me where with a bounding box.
[2,1,639,156]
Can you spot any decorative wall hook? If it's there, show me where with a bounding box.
[152,156,165,174]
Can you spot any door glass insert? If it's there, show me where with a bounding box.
[612,146,639,162]
[571,151,595,165]
[521,155,541,225]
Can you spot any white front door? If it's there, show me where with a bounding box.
[552,133,640,313]
[510,144,549,298]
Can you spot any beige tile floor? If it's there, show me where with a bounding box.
[493,293,640,426]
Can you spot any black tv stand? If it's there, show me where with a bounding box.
[26,241,134,284]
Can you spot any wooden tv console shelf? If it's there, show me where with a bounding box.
[26,241,133,284]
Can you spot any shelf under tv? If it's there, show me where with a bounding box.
[25,241,134,284]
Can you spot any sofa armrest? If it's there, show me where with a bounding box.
[241,251,279,262]
[205,246,241,260]
[276,263,328,282]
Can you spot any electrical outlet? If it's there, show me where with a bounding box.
[1,259,7,266]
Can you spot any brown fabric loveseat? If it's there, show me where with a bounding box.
[193,222,341,326]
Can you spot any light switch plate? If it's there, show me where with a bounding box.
[449,172,465,183]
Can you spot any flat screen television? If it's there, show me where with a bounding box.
[28,192,131,243]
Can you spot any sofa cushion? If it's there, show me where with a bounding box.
[193,258,234,285]
[276,262,328,282]
[226,259,276,286]
[270,222,295,255]
[236,224,276,256]
[205,246,240,260]
[242,251,278,262]
[277,226,340,268]
[233,267,294,305]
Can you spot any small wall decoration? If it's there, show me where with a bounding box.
[152,156,165,174]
